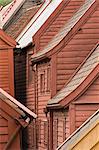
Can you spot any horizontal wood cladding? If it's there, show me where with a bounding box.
[0,49,14,95]
[0,116,8,150]
[75,77,99,128]
[56,5,99,91]
[14,53,27,105]
[0,101,21,150]
[75,104,99,129]
[34,0,85,52]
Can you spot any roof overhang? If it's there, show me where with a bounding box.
[0,88,37,120]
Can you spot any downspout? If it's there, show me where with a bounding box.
[32,64,38,115]
[4,117,30,150]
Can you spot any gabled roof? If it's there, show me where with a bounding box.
[5,5,41,39]
[31,0,97,63]
[0,29,16,47]
[16,0,63,48]
[57,109,99,150]
[0,88,37,119]
[0,0,25,27]
[47,43,99,108]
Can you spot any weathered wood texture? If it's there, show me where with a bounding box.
[0,38,15,96]
[51,76,99,149]
[37,61,51,150]
[53,109,70,150]
[56,5,99,91]
[75,77,99,128]
[14,47,36,149]
[33,0,85,52]
[0,100,21,150]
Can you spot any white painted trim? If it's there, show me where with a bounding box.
[17,0,62,48]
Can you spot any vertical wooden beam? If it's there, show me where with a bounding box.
[51,54,57,97]
[49,111,53,150]
[69,104,76,134]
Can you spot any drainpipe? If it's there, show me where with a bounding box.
[32,64,38,115]
[4,117,30,150]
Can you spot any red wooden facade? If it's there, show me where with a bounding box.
[0,29,16,96]
[3,0,99,150]
[0,29,37,149]
[30,0,99,149]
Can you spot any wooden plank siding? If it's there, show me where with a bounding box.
[0,115,8,150]
[0,100,21,150]
[14,47,36,149]
[0,47,14,96]
[56,4,99,91]
[75,77,99,129]
[14,51,27,104]
[37,61,51,150]
[53,110,70,150]
[33,0,85,52]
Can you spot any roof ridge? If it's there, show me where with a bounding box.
[2,0,16,20]
[31,0,97,62]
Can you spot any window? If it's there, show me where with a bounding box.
[28,54,34,85]
[46,67,51,92]
[40,72,45,93]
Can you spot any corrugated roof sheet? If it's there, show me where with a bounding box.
[31,0,95,62]
[47,44,99,105]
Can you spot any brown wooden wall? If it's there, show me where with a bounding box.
[14,51,27,104]
[0,100,21,150]
[37,61,51,150]
[0,48,14,96]
[51,76,99,149]
[75,77,99,129]
[56,4,99,91]
[53,109,70,150]
[14,47,36,149]
[33,0,85,52]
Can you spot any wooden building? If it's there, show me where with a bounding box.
[57,110,99,150]
[31,0,99,149]
[0,29,37,149]
[0,29,16,96]
[0,88,37,150]
[2,0,99,149]
[47,43,99,149]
